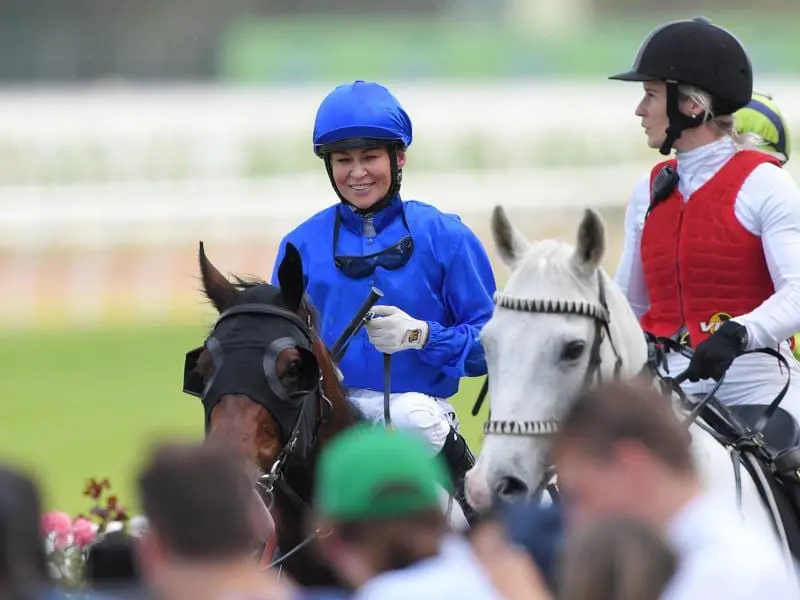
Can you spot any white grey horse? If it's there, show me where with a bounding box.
[465,206,786,550]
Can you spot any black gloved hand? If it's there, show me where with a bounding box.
[685,320,748,382]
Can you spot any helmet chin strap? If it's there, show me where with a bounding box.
[323,145,403,216]
[659,80,707,156]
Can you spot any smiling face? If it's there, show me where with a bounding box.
[330,146,406,210]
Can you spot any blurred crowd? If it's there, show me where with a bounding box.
[2,378,797,600]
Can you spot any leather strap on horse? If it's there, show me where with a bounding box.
[651,333,792,436]
[584,272,623,387]
[645,333,797,562]
[477,271,626,437]
[383,353,392,428]
[743,348,792,437]
[471,378,488,417]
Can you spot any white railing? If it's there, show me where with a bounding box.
[0,78,798,185]
[2,78,799,250]
[0,164,652,250]
[2,79,799,328]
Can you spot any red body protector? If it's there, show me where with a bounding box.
[640,150,781,347]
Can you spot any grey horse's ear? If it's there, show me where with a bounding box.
[571,208,606,276]
[491,205,530,269]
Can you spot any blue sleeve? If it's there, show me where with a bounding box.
[418,227,496,378]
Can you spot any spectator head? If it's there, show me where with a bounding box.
[552,380,697,527]
[558,517,677,600]
[312,425,450,588]
[0,465,50,598]
[136,441,257,571]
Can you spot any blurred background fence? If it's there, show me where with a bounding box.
[3,3,800,331]
[2,0,800,510]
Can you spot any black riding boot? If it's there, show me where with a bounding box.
[438,427,479,527]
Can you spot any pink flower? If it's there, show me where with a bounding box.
[52,532,71,550]
[41,512,72,537]
[72,518,96,548]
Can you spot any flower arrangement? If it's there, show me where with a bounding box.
[41,477,142,590]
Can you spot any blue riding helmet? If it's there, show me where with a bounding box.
[312,80,413,157]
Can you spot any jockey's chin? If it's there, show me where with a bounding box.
[645,128,667,150]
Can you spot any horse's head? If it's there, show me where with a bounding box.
[183,240,353,498]
[182,242,358,586]
[465,207,648,511]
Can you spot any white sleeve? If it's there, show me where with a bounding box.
[660,560,798,600]
[732,163,800,350]
[613,172,651,320]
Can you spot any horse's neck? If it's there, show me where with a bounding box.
[602,271,649,377]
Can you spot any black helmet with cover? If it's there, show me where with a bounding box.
[610,17,753,155]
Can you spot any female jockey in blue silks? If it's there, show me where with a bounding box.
[270,80,497,523]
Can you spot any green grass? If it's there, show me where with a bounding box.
[0,322,488,514]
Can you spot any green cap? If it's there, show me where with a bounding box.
[734,92,791,164]
[314,424,450,521]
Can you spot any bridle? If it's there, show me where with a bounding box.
[254,312,332,514]
[249,307,336,572]
[255,289,385,571]
[190,290,386,571]
[468,272,632,502]
[184,302,332,512]
[473,264,797,561]
[472,268,793,516]
[476,271,625,440]
[183,300,338,572]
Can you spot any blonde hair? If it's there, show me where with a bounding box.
[677,84,761,150]
[557,518,677,600]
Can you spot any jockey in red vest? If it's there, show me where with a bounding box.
[611,17,800,423]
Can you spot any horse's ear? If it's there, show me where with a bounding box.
[277,242,306,313]
[198,241,238,313]
[571,208,606,276]
[491,205,529,269]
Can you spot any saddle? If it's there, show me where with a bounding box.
[699,400,800,560]
[727,405,800,455]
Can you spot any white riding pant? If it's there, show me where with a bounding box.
[660,342,800,425]
[347,388,460,454]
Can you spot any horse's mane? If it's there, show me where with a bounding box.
[230,274,268,292]
[230,275,322,331]
[200,274,321,332]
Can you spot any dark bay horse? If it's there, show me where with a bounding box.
[182,241,361,588]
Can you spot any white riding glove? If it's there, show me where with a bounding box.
[366,305,429,354]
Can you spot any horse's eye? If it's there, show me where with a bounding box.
[561,340,586,362]
[285,362,301,378]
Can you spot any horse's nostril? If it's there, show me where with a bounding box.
[494,476,529,502]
